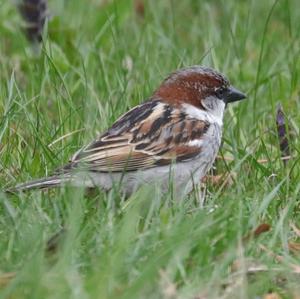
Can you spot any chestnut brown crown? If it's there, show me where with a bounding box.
[153,66,246,108]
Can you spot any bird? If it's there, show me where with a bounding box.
[9,66,246,197]
[17,0,48,43]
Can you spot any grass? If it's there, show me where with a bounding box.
[1,0,300,298]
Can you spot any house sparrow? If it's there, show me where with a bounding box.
[10,66,246,197]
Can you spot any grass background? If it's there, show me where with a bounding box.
[1,0,300,298]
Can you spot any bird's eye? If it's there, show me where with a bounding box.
[215,87,226,99]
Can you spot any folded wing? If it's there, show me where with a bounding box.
[69,100,210,172]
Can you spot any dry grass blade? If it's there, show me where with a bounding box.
[288,242,300,254]
[290,223,300,237]
[217,155,291,164]
[259,244,300,273]
[48,128,85,148]
[230,258,269,274]
[276,103,290,166]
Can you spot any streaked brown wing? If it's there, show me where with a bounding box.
[70,100,210,172]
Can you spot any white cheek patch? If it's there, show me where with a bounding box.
[182,102,224,127]
[213,101,225,123]
[202,96,225,119]
[182,103,208,119]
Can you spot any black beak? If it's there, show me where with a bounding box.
[224,86,246,103]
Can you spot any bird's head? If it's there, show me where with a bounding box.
[153,66,246,117]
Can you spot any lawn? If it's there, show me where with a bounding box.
[0,0,300,298]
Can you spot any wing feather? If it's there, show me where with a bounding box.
[70,100,210,172]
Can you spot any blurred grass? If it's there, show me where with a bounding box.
[0,0,300,298]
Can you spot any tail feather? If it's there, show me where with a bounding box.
[6,175,71,193]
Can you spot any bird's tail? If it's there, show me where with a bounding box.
[6,174,71,193]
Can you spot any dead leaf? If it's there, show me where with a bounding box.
[202,172,236,187]
[134,0,145,18]
[243,223,271,242]
[159,269,177,299]
[254,223,271,237]
[292,291,300,299]
[0,272,16,287]
[264,292,282,299]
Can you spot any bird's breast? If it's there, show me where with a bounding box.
[188,122,222,173]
